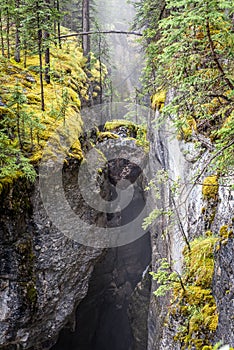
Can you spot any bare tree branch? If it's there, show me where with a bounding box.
[58,30,143,39]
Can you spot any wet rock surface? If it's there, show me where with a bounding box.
[147,116,234,349]
[0,128,151,350]
[128,266,151,350]
[52,234,151,350]
[213,236,234,345]
[52,137,151,350]
[0,167,105,349]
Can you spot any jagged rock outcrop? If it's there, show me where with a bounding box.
[128,266,151,350]
[0,121,152,350]
[213,236,234,345]
[0,162,105,349]
[147,112,234,349]
[52,131,152,350]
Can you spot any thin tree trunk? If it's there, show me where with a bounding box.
[56,0,62,49]
[14,0,21,62]
[59,30,143,40]
[16,104,23,149]
[171,194,191,252]
[38,28,45,111]
[44,35,50,83]
[6,8,10,59]
[53,0,57,44]
[36,1,45,111]
[15,28,20,62]
[82,0,90,57]
[23,41,27,68]
[44,0,51,84]
[98,34,103,104]
[0,12,5,56]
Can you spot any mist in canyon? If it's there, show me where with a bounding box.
[96,0,143,101]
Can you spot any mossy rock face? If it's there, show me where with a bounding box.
[202,175,219,200]
[219,225,234,244]
[104,120,149,152]
[67,140,83,161]
[170,236,219,349]
[104,120,137,136]
[0,27,106,190]
[97,131,119,142]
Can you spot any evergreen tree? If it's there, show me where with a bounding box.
[136,0,234,174]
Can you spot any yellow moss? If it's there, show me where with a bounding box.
[104,120,135,131]
[151,89,166,111]
[219,225,234,241]
[205,230,213,237]
[185,286,213,304]
[26,93,41,104]
[184,236,218,286]
[104,119,149,151]
[97,131,119,142]
[196,26,205,40]
[219,225,229,238]
[202,175,219,200]
[67,140,83,160]
[202,96,224,116]
[202,304,218,331]
[172,236,219,349]
[0,27,107,190]
[0,31,99,163]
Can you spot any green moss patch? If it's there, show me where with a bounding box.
[104,119,149,152]
[0,28,105,194]
[151,89,166,111]
[171,236,219,349]
[202,176,219,200]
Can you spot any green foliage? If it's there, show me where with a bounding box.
[152,236,219,349]
[212,112,234,173]
[0,131,36,194]
[142,169,178,231]
[0,31,106,189]
[0,0,62,58]
[142,207,173,231]
[135,0,234,174]
[178,236,219,348]
[150,258,181,296]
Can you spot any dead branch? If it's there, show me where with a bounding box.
[59,30,143,40]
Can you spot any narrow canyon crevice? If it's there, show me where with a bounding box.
[52,150,151,350]
[52,234,151,350]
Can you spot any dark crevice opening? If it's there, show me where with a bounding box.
[52,155,151,350]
